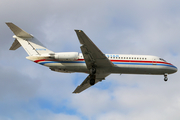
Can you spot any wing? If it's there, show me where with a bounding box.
[75,30,114,69]
[73,30,113,93]
[73,73,110,93]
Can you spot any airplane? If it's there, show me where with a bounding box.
[6,22,178,93]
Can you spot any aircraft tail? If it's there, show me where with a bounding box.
[6,22,54,56]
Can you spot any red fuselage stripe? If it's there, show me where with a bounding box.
[34,59,173,66]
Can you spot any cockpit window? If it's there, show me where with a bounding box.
[159,58,166,62]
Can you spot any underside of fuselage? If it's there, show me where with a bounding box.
[41,61,177,75]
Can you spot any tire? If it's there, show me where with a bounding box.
[90,79,95,85]
[89,74,96,85]
[164,77,168,81]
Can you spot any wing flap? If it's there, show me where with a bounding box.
[80,46,95,69]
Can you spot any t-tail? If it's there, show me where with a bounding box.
[6,22,54,56]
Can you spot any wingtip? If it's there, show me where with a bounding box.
[5,22,13,25]
[72,85,81,93]
[75,30,83,32]
[72,91,79,94]
[72,92,78,94]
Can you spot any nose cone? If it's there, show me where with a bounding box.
[174,66,178,73]
[170,65,178,74]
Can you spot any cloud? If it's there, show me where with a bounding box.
[0,0,180,120]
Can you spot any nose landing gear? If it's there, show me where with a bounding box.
[164,73,168,81]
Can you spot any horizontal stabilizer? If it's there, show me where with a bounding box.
[9,39,21,50]
[6,22,33,38]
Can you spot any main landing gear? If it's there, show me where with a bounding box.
[89,68,96,85]
[164,73,168,81]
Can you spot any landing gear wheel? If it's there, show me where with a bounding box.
[90,75,96,85]
[90,79,95,85]
[164,77,168,81]
[164,73,168,81]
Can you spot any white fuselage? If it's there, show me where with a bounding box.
[7,23,178,93]
[32,53,177,75]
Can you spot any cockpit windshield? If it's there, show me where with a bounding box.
[159,58,166,62]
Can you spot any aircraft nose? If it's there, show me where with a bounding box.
[166,63,178,74]
[172,65,178,73]
[174,66,178,72]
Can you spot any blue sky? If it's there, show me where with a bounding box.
[0,0,180,120]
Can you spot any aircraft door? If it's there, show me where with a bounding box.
[152,58,157,65]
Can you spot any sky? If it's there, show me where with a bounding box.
[0,0,180,120]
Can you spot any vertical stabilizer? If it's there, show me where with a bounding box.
[6,22,54,56]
